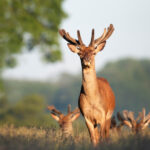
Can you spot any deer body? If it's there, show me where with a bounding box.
[79,65,115,144]
[59,25,115,146]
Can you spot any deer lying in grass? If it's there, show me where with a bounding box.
[48,104,80,137]
[59,24,115,146]
[112,108,150,134]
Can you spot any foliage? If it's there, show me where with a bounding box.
[4,74,81,113]
[97,58,150,113]
[0,0,67,70]
[3,58,150,114]
[52,73,81,111]
[1,58,150,127]
[0,0,67,95]
[0,94,57,127]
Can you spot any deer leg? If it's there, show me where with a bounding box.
[105,118,111,139]
[94,125,100,144]
[100,122,106,141]
[85,117,98,146]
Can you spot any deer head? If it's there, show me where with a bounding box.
[117,108,150,133]
[48,104,80,137]
[59,24,114,69]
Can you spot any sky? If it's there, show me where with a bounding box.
[3,0,150,81]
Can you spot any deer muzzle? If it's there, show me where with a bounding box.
[82,58,91,67]
[84,61,91,67]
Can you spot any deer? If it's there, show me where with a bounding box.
[117,108,150,134]
[110,115,124,134]
[47,104,80,137]
[59,24,115,146]
[110,112,131,134]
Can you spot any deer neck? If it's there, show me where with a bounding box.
[61,122,73,137]
[81,59,99,97]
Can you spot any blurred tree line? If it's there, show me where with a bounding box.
[1,58,150,127]
[0,94,57,127]
[97,58,150,113]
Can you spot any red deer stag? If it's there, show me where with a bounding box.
[59,24,115,146]
[48,104,80,137]
[117,108,150,134]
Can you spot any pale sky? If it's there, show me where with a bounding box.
[3,0,150,80]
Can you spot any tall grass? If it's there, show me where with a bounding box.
[0,124,150,150]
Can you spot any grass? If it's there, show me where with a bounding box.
[0,124,150,150]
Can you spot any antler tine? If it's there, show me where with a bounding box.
[77,30,84,46]
[136,112,142,122]
[103,24,114,41]
[59,29,79,45]
[94,28,106,44]
[128,111,136,126]
[139,109,150,130]
[144,112,150,123]
[47,105,62,115]
[117,110,132,128]
[89,29,95,46]
[94,24,114,46]
[68,104,71,113]
[71,107,80,114]
[122,110,129,120]
[117,112,125,122]
[139,108,146,124]
[142,108,146,120]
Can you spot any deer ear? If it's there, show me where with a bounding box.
[94,42,106,54]
[51,113,59,121]
[71,113,80,122]
[67,43,80,53]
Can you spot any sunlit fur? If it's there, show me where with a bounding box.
[59,25,115,146]
[79,47,95,68]
[78,49,115,145]
[48,105,80,137]
[114,109,150,134]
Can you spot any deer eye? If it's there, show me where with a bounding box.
[76,46,80,50]
[94,45,98,49]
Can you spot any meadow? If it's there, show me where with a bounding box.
[0,124,150,150]
[1,59,150,150]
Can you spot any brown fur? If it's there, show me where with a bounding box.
[78,65,115,145]
[48,105,80,137]
[117,109,150,134]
